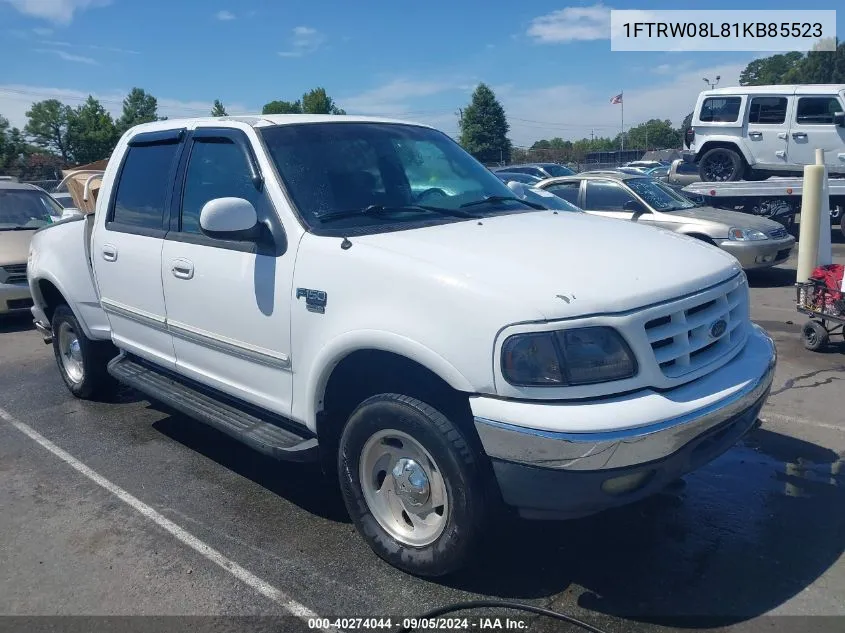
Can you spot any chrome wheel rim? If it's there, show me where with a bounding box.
[58,322,84,384]
[359,429,448,547]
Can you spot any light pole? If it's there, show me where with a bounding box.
[703,75,721,90]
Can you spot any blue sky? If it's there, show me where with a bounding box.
[1,0,842,146]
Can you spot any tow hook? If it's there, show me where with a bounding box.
[34,320,52,344]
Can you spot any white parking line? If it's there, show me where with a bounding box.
[0,405,332,630]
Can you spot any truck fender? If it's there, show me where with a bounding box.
[697,136,755,166]
[303,329,475,430]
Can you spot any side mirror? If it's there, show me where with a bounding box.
[834,111,845,127]
[199,197,259,241]
[624,199,646,213]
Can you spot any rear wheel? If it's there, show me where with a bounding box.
[338,393,486,576]
[51,304,117,399]
[802,320,829,352]
[840,212,845,240]
[699,147,744,182]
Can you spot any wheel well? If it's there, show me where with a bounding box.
[37,279,66,322]
[317,350,476,471]
[696,141,747,165]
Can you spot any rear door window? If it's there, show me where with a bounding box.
[111,141,181,231]
[545,181,581,205]
[699,97,742,123]
[748,97,788,124]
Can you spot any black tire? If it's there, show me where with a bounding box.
[802,320,829,352]
[338,393,486,576]
[699,147,744,182]
[51,304,117,399]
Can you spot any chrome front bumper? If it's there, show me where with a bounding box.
[474,325,776,472]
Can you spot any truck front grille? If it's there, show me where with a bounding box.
[0,264,27,285]
[643,281,748,378]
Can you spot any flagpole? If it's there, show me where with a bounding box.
[620,90,624,152]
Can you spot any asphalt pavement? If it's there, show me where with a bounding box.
[1,239,843,633]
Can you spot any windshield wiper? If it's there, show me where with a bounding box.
[315,204,478,224]
[459,195,545,210]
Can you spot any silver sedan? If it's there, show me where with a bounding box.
[535,173,795,270]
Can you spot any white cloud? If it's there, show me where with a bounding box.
[0,84,252,130]
[88,44,140,54]
[498,60,748,146]
[36,48,98,64]
[39,39,71,46]
[1,0,110,25]
[278,26,325,57]
[32,27,53,35]
[527,4,611,43]
[215,9,235,20]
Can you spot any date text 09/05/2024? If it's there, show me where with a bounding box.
[307,618,529,630]
[622,22,823,39]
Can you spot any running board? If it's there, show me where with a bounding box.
[108,354,318,462]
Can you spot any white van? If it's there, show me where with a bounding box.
[686,85,845,182]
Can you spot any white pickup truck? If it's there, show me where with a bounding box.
[27,115,777,576]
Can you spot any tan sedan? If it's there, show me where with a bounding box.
[1,182,62,315]
[535,173,795,270]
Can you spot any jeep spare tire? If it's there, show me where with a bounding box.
[699,147,744,182]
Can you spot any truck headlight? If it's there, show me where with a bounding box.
[501,327,637,387]
[728,228,768,241]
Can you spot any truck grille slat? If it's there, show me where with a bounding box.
[0,263,28,285]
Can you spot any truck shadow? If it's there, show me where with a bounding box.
[445,428,844,626]
[0,313,34,334]
[746,266,797,288]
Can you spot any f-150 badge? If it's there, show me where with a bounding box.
[296,288,327,314]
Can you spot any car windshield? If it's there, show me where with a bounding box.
[625,178,696,211]
[542,164,574,177]
[0,190,60,230]
[259,122,537,233]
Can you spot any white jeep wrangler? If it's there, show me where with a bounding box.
[686,85,845,182]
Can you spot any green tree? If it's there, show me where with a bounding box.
[739,52,804,85]
[262,99,302,114]
[24,99,72,162]
[117,87,159,133]
[66,96,119,164]
[301,87,345,114]
[459,83,512,164]
[211,99,227,117]
[623,119,682,150]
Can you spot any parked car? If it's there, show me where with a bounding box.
[686,84,845,181]
[493,171,543,185]
[644,165,670,179]
[494,162,574,179]
[624,160,666,169]
[1,181,62,315]
[536,173,795,269]
[668,158,702,186]
[29,115,776,576]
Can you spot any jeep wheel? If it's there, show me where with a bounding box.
[338,394,486,576]
[52,304,117,399]
[700,147,744,182]
[840,211,845,240]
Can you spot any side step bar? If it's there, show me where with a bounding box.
[108,354,319,462]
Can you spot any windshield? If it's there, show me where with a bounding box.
[0,190,60,230]
[542,164,575,177]
[259,123,536,233]
[625,178,696,211]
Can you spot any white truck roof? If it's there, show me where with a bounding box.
[124,114,433,135]
[701,84,845,96]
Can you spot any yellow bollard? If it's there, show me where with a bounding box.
[796,149,825,283]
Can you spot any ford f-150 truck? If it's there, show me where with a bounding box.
[27,115,777,576]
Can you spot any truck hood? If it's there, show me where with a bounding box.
[353,211,741,320]
[663,206,786,231]
[0,229,34,267]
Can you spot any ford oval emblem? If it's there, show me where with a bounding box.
[710,319,728,339]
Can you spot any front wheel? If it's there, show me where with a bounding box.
[338,394,486,576]
[699,147,744,182]
[51,304,117,399]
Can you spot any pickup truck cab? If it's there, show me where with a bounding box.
[687,84,845,181]
[28,115,776,576]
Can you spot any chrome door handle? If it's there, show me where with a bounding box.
[171,259,194,280]
[749,131,763,139]
[792,132,808,139]
[102,244,117,262]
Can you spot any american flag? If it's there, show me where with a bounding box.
[610,93,623,105]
